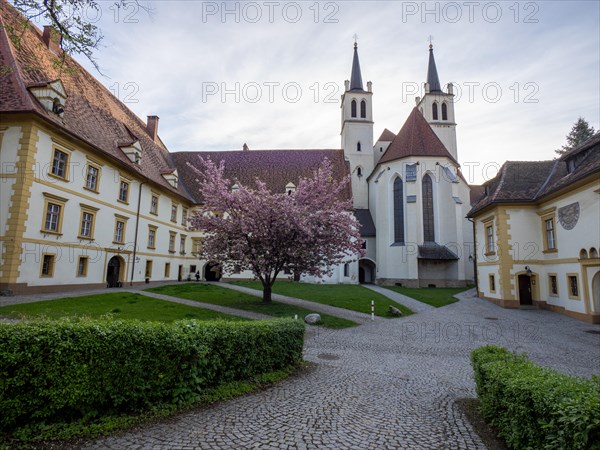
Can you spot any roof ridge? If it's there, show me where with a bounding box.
[533,159,561,200]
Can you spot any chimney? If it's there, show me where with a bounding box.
[242,143,249,152]
[42,26,62,53]
[147,116,159,142]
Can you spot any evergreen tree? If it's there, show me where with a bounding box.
[556,118,596,155]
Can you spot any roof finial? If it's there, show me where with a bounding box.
[428,35,433,50]
[353,33,358,48]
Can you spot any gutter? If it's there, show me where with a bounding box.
[467,217,478,297]
[130,181,146,286]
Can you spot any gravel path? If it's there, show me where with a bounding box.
[85,289,600,450]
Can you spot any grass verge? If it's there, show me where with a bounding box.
[0,292,246,322]
[147,283,358,328]
[383,286,470,307]
[0,363,307,449]
[231,281,413,317]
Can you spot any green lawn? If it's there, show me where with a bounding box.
[147,283,358,329]
[0,292,246,322]
[231,281,413,318]
[384,286,469,307]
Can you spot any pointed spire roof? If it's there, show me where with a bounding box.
[426,44,443,93]
[378,108,457,165]
[350,42,364,91]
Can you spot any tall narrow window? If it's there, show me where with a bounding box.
[356,167,362,177]
[80,212,94,238]
[441,102,448,120]
[393,177,405,244]
[545,218,556,250]
[360,100,366,118]
[486,225,495,254]
[432,102,438,120]
[351,99,357,118]
[150,195,158,215]
[422,174,435,242]
[41,254,55,277]
[343,263,349,277]
[357,142,361,152]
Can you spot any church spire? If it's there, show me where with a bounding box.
[350,42,364,91]
[426,44,442,93]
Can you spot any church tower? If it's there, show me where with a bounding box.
[416,44,458,160]
[341,42,373,210]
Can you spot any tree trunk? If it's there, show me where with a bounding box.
[262,284,272,304]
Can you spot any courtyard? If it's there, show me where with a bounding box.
[79,287,599,450]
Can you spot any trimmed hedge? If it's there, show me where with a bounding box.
[471,345,600,450]
[0,318,304,431]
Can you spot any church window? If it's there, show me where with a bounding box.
[393,177,405,244]
[432,102,438,120]
[357,167,362,177]
[380,147,383,152]
[357,142,361,152]
[441,102,448,120]
[360,100,366,118]
[343,263,349,277]
[422,174,435,242]
[351,100,357,118]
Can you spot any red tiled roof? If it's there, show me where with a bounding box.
[376,128,396,142]
[378,108,457,166]
[0,0,192,201]
[171,149,352,204]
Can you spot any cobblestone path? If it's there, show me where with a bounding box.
[86,290,600,449]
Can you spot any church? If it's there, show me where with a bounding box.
[0,0,473,294]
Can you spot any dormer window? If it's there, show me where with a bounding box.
[162,169,179,188]
[232,183,240,192]
[285,182,296,195]
[52,98,64,115]
[28,80,67,117]
[121,140,142,165]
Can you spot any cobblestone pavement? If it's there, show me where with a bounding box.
[86,289,600,450]
[362,285,435,314]
[220,283,372,324]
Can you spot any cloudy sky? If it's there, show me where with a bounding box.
[67,1,598,184]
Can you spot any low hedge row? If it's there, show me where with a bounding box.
[0,318,304,431]
[471,345,600,450]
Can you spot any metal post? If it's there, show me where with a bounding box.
[371,300,374,321]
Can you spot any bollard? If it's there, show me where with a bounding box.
[371,300,375,321]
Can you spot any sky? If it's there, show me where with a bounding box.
[57,1,600,184]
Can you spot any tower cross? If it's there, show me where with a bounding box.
[353,33,358,45]
[428,35,434,48]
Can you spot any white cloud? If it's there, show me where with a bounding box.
[77,0,599,184]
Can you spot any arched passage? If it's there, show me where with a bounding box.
[204,262,222,282]
[358,258,376,284]
[106,255,125,288]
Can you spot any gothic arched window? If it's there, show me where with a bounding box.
[441,102,448,120]
[357,167,362,177]
[357,142,361,152]
[393,177,405,244]
[360,100,366,118]
[432,102,438,120]
[422,174,435,242]
[351,100,357,118]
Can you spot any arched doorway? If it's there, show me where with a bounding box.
[358,259,376,284]
[592,271,600,313]
[204,262,222,282]
[518,274,532,306]
[107,256,124,288]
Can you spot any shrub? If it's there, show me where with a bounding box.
[471,345,600,450]
[0,318,304,431]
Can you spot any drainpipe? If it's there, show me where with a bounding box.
[468,217,478,297]
[130,181,146,286]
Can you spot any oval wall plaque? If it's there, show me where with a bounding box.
[558,202,580,230]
